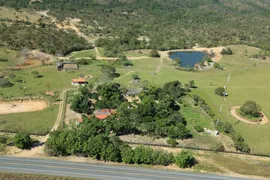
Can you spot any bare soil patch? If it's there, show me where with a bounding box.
[230,106,268,125]
[0,100,48,115]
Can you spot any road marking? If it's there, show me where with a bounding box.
[0,166,143,180]
[0,162,196,180]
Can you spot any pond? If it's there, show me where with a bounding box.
[169,51,206,68]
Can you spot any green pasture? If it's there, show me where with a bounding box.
[70,49,96,58]
[0,105,58,135]
[1,45,270,153]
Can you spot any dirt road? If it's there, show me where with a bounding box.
[230,106,268,125]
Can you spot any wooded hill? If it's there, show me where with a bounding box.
[1,0,270,53]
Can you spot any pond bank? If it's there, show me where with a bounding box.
[159,46,224,62]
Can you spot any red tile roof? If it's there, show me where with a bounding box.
[72,78,87,83]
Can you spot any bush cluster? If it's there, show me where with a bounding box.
[45,119,195,168]
[192,95,215,118]
[216,121,250,153]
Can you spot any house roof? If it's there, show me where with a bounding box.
[95,114,111,120]
[94,109,116,115]
[72,78,87,83]
[126,89,142,95]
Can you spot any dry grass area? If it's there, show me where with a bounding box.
[0,100,48,115]
[0,172,94,180]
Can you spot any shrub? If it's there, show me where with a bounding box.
[0,58,8,62]
[14,132,33,149]
[0,136,7,144]
[132,74,140,80]
[175,150,196,168]
[214,62,223,69]
[221,47,233,55]
[150,50,160,57]
[0,79,13,88]
[240,101,261,118]
[194,125,204,133]
[215,87,225,96]
[210,143,225,152]
[77,59,90,65]
[31,71,40,78]
[166,138,177,147]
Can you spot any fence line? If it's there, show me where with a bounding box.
[126,141,270,158]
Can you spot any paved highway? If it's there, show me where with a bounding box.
[0,156,253,180]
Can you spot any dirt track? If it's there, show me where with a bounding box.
[230,106,268,125]
[0,101,47,115]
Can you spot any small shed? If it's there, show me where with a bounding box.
[57,62,78,71]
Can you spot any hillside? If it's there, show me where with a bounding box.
[1,0,270,55]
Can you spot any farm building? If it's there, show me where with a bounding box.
[126,89,142,96]
[94,109,116,120]
[71,78,88,87]
[57,62,78,71]
[76,109,116,124]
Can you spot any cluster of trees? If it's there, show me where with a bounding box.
[45,118,195,168]
[101,65,119,80]
[192,95,215,118]
[0,23,91,55]
[113,56,133,67]
[215,87,225,96]
[240,101,262,118]
[3,0,270,55]
[221,48,233,55]
[111,81,191,139]
[14,132,34,150]
[216,121,250,153]
[70,81,191,140]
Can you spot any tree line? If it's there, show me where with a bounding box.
[45,118,195,168]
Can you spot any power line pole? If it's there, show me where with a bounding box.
[216,74,231,126]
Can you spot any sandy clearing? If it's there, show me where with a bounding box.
[159,46,224,62]
[230,106,268,125]
[0,101,48,115]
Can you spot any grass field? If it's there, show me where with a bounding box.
[70,49,96,58]
[0,105,58,135]
[196,152,270,177]
[118,45,270,154]
[124,50,150,57]
[2,45,270,154]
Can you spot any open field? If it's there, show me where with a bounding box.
[0,100,47,115]
[0,105,58,135]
